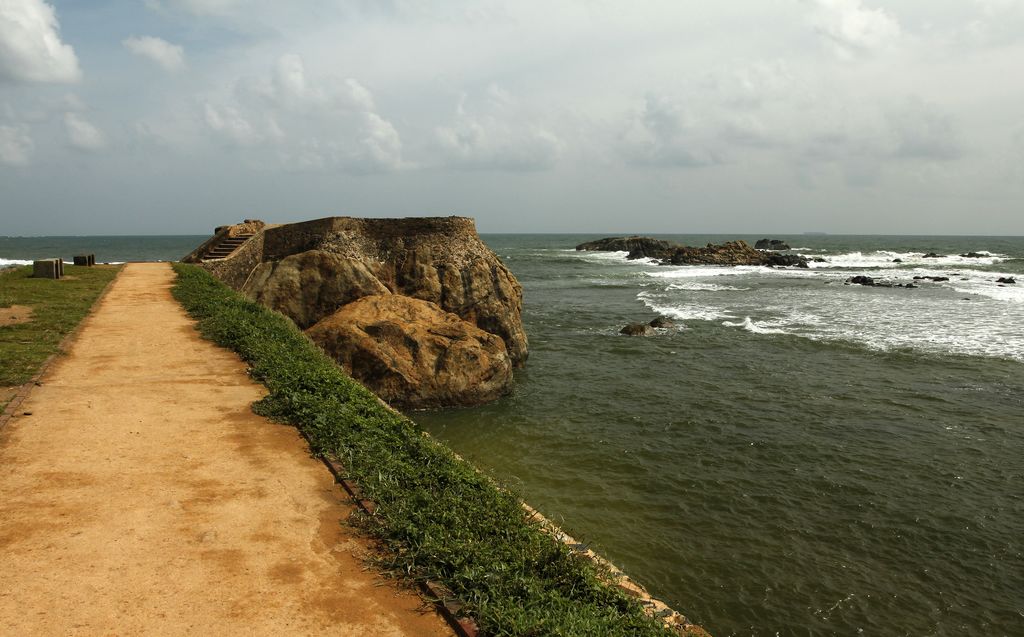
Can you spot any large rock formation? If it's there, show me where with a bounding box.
[242,251,390,330]
[184,216,527,408]
[307,295,512,409]
[578,236,808,268]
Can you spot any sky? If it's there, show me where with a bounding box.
[1,0,1023,236]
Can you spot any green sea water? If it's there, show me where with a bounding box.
[415,234,1024,637]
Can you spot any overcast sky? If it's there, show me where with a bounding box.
[1,0,1023,235]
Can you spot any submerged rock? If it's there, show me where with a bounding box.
[307,295,512,409]
[620,323,655,336]
[847,275,876,286]
[921,252,943,258]
[996,277,1016,284]
[960,252,986,258]
[649,316,676,329]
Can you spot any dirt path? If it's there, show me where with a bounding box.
[0,263,450,636]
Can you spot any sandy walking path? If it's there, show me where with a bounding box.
[0,263,449,636]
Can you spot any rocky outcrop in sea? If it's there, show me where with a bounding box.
[183,216,527,408]
[576,236,809,268]
[755,238,791,250]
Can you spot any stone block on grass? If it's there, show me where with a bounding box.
[33,259,63,279]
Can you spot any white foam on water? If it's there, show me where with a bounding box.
[810,251,1006,269]
[0,258,32,266]
[640,269,1024,362]
[637,290,735,321]
[643,265,770,279]
[952,277,1024,303]
[722,317,788,335]
[569,250,663,267]
[666,282,751,292]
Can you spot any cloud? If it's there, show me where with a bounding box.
[64,112,106,151]
[203,103,266,146]
[433,86,564,171]
[0,124,33,165]
[962,0,1024,46]
[887,98,963,161]
[123,36,185,72]
[146,0,246,17]
[0,0,81,83]
[202,54,405,173]
[618,94,721,168]
[810,0,901,59]
[359,112,403,172]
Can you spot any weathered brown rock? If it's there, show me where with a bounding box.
[185,216,527,408]
[196,216,527,368]
[660,240,806,266]
[242,250,389,329]
[307,295,512,408]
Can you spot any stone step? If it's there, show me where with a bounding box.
[201,233,255,260]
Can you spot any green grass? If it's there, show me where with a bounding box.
[0,264,121,388]
[171,263,678,637]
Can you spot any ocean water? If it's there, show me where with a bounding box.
[4,233,1022,635]
[0,235,205,266]
[415,234,1024,637]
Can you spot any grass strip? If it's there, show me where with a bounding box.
[171,263,677,637]
[0,265,122,389]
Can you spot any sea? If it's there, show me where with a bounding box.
[3,233,1022,636]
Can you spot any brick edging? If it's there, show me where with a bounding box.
[313,447,481,637]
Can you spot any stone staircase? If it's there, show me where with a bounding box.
[202,233,254,260]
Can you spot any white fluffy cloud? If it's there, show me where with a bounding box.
[434,86,564,171]
[811,0,902,59]
[202,54,405,173]
[0,0,81,83]
[123,36,185,72]
[0,124,33,165]
[203,103,265,146]
[64,112,106,151]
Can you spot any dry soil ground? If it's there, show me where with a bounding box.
[0,262,449,636]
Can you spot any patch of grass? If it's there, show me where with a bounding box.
[171,263,677,637]
[0,265,121,387]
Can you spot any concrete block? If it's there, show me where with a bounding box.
[33,259,62,279]
[73,254,96,266]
